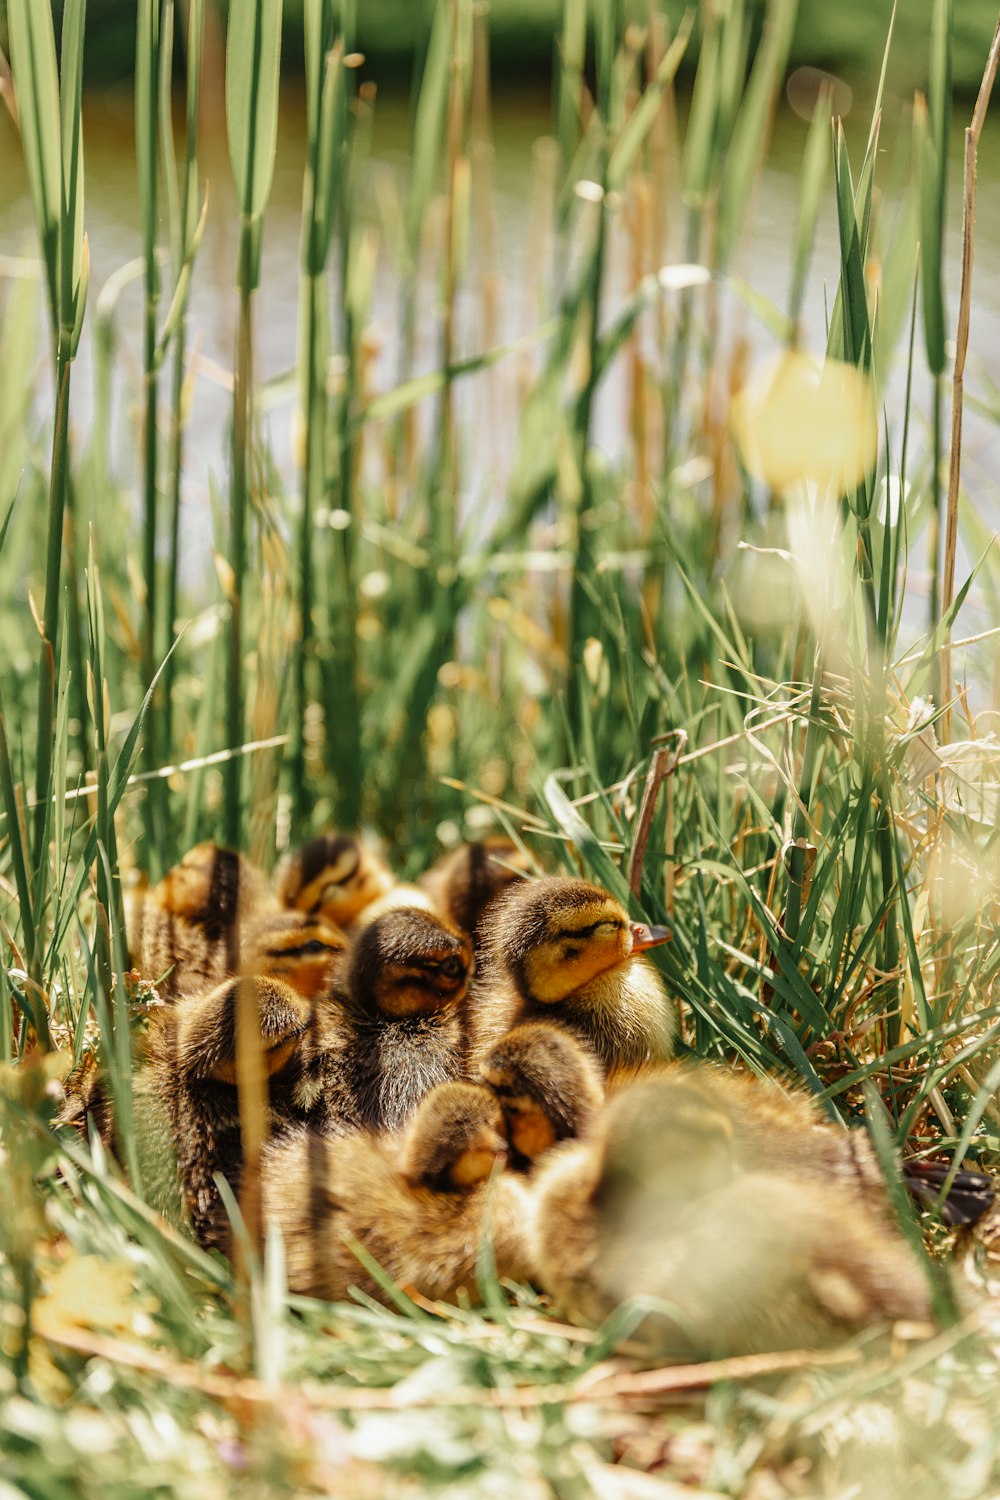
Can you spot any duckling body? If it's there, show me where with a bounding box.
[127,842,276,999]
[334,906,475,1132]
[626,1062,888,1212]
[146,974,357,1245]
[276,833,396,931]
[473,877,675,1082]
[530,1070,934,1358]
[257,1082,532,1304]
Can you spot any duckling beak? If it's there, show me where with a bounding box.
[629,920,672,952]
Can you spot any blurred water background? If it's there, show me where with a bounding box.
[1,1,999,614]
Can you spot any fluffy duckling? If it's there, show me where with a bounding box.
[127,842,276,999]
[276,833,396,931]
[478,1022,605,1168]
[333,906,475,1132]
[419,837,534,940]
[145,973,352,1245]
[255,1081,532,1305]
[620,1063,889,1216]
[472,877,674,1083]
[530,1071,935,1358]
[58,912,350,1182]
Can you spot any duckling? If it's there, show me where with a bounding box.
[255,1080,532,1304]
[57,911,350,1201]
[478,1022,605,1167]
[276,833,396,931]
[530,1071,935,1358]
[472,877,674,1083]
[334,906,475,1132]
[127,842,276,999]
[419,837,534,940]
[144,973,352,1245]
[127,903,476,1238]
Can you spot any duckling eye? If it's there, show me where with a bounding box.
[439,957,463,979]
[300,939,330,955]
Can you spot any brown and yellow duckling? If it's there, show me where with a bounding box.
[332,905,475,1133]
[254,1080,531,1305]
[58,911,350,1198]
[127,842,277,1000]
[472,877,674,1083]
[143,966,373,1245]
[276,833,396,931]
[529,1069,935,1358]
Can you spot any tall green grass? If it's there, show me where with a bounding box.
[1,0,999,1492]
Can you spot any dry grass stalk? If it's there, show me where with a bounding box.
[940,17,1000,739]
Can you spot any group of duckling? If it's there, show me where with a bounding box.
[60,832,942,1361]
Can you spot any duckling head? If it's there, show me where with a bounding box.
[155,843,257,934]
[349,907,473,1018]
[479,1022,604,1165]
[400,1081,508,1190]
[241,911,349,998]
[489,877,671,1006]
[277,834,395,928]
[424,836,534,936]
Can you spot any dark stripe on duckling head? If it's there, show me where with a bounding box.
[288,834,360,896]
[197,847,244,936]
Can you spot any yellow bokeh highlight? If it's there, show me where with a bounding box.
[732,351,878,495]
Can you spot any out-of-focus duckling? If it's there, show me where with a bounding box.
[479,1022,605,1168]
[530,1071,935,1359]
[127,842,276,999]
[145,973,347,1245]
[619,1063,889,1215]
[256,1081,532,1305]
[276,833,395,931]
[335,906,474,1132]
[472,877,674,1083]
[58,910,349,1147]
[419,837,534,940]
[239,911,349,1000]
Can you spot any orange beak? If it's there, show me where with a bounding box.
[629,920,672,952]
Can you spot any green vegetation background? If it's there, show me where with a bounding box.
[1,0,999,91]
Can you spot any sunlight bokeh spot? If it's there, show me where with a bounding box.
[732,351,878,495]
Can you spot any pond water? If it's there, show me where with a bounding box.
[1,74,999,620]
